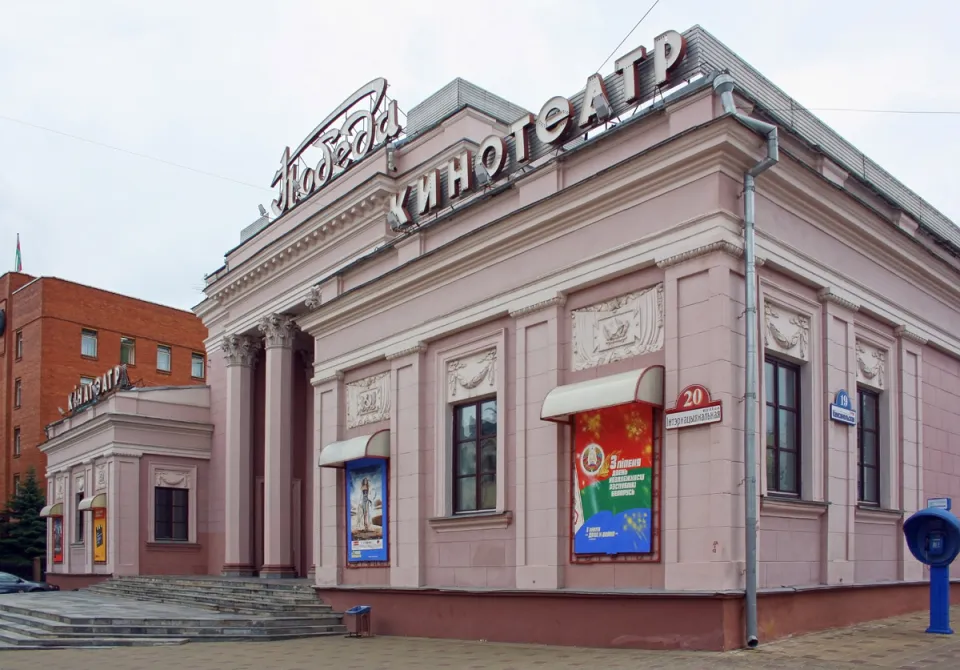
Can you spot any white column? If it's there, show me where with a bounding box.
[259,314,299,578]
[221,334,260,576]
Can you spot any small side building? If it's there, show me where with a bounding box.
[40,383,212,590]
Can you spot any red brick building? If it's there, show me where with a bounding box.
[0,272,208,502]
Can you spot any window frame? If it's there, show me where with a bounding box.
[190,352,205,379]
[157,345,172,373]
[13,474,20,493]
[120,336,136,366]
[75,491,85,543]
[81,329,98,358]
[14,329,23,360]
[80,376,95,386]
[13,378,21,409]
[12,427,20,458]
[451,397,498,514]
[764,356,802,497]
[154,486,190,542]
[857,387,881,506]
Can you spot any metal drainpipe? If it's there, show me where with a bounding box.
[712,72,779,650]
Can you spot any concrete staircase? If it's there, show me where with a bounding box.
[0,576,345,649]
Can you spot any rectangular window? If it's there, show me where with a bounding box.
[12,427,20,458]
[765,357,801,496]
[120,337,136,365]
[14,330,23,360]
[81,329,98,358]
[13,379,21,409]
[154,487,189,541]
[858,388,881,505]
[13,475,20,493]
[80,376,95,386]
[157,345,172,373]
[75,492,85,543]
[191,353,205,379]
[452,398,497,513]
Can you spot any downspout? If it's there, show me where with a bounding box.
[712,72,779,650]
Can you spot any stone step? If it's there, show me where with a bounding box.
[91,580,321,600]
[88,581,328,602]
[86,589,334,616]
[0,605,341,633]
[114,576,315,593]
[88,584,323,608]
[0,616,344,641]
[0,627,188,648]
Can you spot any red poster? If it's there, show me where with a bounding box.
[573,402,655,555]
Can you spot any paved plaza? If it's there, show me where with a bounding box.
[0,606,957,669]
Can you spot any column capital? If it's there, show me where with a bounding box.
[258,313,299,349]
[222,334,261,368]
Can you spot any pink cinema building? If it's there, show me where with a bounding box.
[43,25,960,650]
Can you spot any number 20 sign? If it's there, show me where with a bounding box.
[664,384,723,430]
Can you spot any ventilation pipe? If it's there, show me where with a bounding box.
[712,72,779,650]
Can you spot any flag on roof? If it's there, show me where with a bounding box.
[15,234,22,272]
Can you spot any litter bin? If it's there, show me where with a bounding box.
[344,605,372,637]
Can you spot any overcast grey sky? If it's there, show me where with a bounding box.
[2,1,957,311]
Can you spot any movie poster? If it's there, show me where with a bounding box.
[573,402,655,556]
[52,516,63,564]
[93,507,107,564]
[345,458,387,563]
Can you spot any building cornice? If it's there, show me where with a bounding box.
[46,443,211,477]
[386,342,428,360]
[206,181,395,304]
[298,119,751,338]
[817,287,860,312]
[507,294,567,318]
[656,239,748,269]
[895,325,928,345]
[42,413,214,456]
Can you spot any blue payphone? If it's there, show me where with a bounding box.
[903,505,960,635]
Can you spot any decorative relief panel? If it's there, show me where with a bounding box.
[571,284,664,371]
[55,475,65,502]
[447,349,497,402]
[155,469,190,489]
[763,301,810,361]
[346,372,391,428]
[95,464,108,492]
[75,475,85,494]
[856,339,887,389]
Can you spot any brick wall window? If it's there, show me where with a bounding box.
[452,397,497,513]
[13,475,20,493]
[157,345,172,373]
[765,357,802,496]
[120,337,136,365]
[14,379,21,409]
[12,427,20,458]
[80,376,94,386]
[14,330,23,360]
[191,353,205,379]
[857,388,881,505]
[154,487,189,541]
[81,329,98,358]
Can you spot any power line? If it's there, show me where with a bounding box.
[597,0,662,73]
[0,113,271,192]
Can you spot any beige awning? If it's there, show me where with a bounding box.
[540,365,665,423]
[78,492,106,511]
[39,502,63,518]
[318,430,390,468]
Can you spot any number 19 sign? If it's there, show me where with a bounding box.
[665,384,723,430]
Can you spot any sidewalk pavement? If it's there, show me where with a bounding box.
[0,605,957,669]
